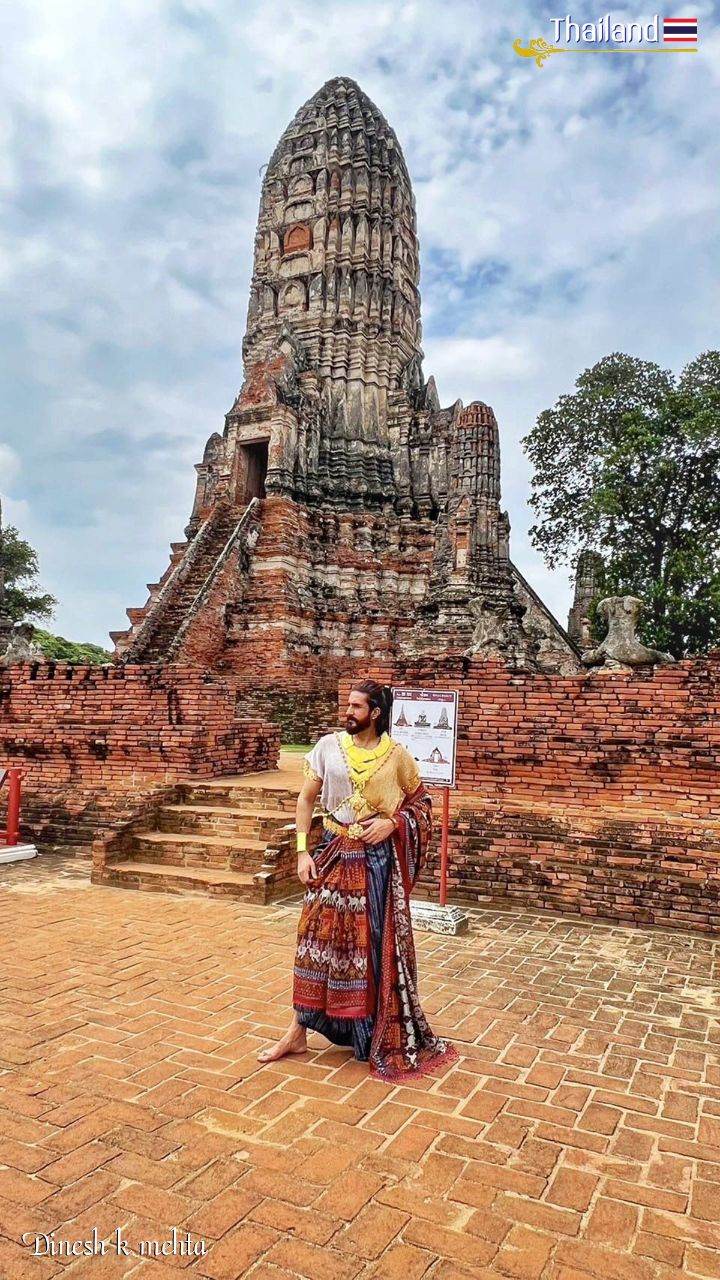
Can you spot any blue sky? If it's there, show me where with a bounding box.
[1,0,719,646]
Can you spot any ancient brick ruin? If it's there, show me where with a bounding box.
[111,77,580,741]
[0,662,279,852]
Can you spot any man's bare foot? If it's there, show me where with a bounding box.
[256,1027,308,1063]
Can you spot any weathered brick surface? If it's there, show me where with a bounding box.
[0,855,717,1277]
[221,496,438,741]
[0,662,279,851]
[340,652,720,931]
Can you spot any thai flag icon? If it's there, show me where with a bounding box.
[663,16,698,41]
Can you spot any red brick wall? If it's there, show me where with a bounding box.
[0,662,279,851]
[339,652,720,932]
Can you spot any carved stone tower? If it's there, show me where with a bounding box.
[244,78,422,508]
[567,549,605,648]
[113,78,580,736]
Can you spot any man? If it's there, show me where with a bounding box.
[257,678,459,1080]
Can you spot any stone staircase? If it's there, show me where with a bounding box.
[111,499,260,662]
[98,759,317,903]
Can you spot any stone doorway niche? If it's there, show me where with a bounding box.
[240,439,269,502]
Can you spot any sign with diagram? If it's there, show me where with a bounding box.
[390,688,459,787]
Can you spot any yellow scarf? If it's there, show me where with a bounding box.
[340,730,393,810]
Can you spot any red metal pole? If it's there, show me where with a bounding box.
[5,768,21,847]
[439,786,449,907]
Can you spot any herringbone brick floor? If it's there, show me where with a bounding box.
[0,855,719,1279]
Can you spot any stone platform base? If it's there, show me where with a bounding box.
[410,900,469,934]
[0,843,39,864]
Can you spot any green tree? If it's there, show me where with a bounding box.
[32,629,112,664]
[522,351,720,658]
[0,517,57,623]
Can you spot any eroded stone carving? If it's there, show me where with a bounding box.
[581,596,675,668]
[0,621,43,665]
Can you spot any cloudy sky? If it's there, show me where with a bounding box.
[2,0,718,646]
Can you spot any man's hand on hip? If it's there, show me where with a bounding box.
[360,816,397,845]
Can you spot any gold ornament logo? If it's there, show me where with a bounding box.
[512,37,561,67]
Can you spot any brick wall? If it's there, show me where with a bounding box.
[340,652,720,932]
[0,662,280,852]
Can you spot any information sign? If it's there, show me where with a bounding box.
[390,687,459,787]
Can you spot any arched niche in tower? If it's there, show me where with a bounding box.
[280,279,308,313]
[340,214,354,255]
[326,217,341,253]
[247,285,261,326]
[309,273,325,306]
[288,173,313,199]
[283,224,312,256]
[354,269,369,316]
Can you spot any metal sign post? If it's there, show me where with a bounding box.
[439,785,450,907]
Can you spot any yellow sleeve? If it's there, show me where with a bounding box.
[303,757,322,783]
[303,739,324,784]
[398,746,421,796]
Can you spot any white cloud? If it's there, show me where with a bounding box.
[0,445,21,488]
[428,337,540,397]
[0,0,718,643]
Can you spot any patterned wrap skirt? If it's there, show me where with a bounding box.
[292,791,460,1081]
[295,827,391,1060]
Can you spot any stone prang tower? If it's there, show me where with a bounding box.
[113,78,580,736]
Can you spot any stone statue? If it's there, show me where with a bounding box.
[0,621,44,665]
[581,596,675,668]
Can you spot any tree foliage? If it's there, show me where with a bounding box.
[522,351,720,658]
[0,517,111,661]
[32,629,112,665]
[0,522,56,623]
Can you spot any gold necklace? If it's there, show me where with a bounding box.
[342,732,391,781]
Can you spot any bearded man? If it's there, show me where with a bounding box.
[257,678,459,1081]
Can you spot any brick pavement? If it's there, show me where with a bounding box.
[0,854,719,1279]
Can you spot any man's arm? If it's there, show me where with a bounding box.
[296,775,322,836]
[295,773,320,885]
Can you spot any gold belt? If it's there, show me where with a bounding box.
[323,815,367,839]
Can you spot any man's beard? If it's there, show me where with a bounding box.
[345,715,372,735]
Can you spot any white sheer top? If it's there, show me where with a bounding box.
[304,731,422,824]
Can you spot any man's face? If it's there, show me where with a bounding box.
[345,691,375,735]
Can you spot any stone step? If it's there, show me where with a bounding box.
[184,783,297,813]
[163,803,295,819]
[132,831,271,871]
[156,804,295,837]
[103,860,257,899]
